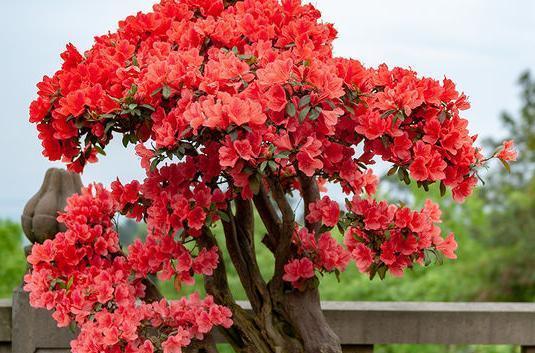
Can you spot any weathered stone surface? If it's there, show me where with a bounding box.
[21,168,82,244]
[210,301,535,346]
[11,288,75,353]
[3,298,535,353]
[0,299,11,353]
[0,299,11,342]
[321,301,535,345]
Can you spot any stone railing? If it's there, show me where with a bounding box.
[1,293,535,353]
[6,168,534,353]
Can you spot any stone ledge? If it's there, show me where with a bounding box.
[2,297,535,348]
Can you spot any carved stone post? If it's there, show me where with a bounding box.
[13,168,83,353]
[21,168,83,246]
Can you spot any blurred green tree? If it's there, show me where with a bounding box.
[477,71,535,301]
[0,220,26,298]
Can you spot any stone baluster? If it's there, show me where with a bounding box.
[13,168,82,353]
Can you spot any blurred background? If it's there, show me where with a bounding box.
[0,1,534,353]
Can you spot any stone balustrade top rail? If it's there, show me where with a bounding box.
[1,294,535,353]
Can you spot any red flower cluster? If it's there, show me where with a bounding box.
[283,227,351,288]
[26,0,513,350]
[306,196,340,227]
[344,199,457,277]
[24,185,231,353]
[496,140,517,163]
[28,0,490,201]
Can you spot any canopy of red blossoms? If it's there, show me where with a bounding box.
[25,1,517,353]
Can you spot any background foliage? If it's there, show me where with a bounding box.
[0,221,26,298]
[0,72,532,353]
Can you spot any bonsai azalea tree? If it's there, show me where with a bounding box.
[24,0,517,352]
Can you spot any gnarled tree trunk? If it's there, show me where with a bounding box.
[199,175,342,353]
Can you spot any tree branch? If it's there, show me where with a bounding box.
[183,335,220,353]
[199,227,278,353]
[266,178,295,289]
[252,184,280,252]
[199,227,236,307]
[297,172,321,236]
[221,199,270,314]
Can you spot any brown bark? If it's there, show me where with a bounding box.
[253,185,280,252]
[198,176,342,353]
[280,288,342,353]
[223,0,243,8]
[199,228,279,353]
[298,172,322,236]
[183,334,219,353]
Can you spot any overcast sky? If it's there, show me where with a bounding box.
[1,0,534,220]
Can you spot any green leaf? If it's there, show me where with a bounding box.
[325,99,337,109]
[381,109,397,119]
[344,104,355,114]
[499,158,511,173]
[274,151,291,159]
[49,278,65,290]
[319,224,334,234]
[400,168,411,185]
[259,161,268,173]
[162,85,171,99]
[387,166,398,176]
[438,111,448,123]
[377,265,387,280]
[298,106,311,123]
[249,175,261,195]
[140,104,155,111]
[337,222,345,235]
[229,129,238,141]
[345,198,352,210]
[435,250,444,265]
[122,134,130,148]
[397,167,405,182]
[268,160,278,171]
[94,145,106,156]
[309,107,322,121]
[150,158,159,172]
[334,269,341,283]
[298,95,311,108]
[66,276,74,291]
[151,87,162,97]
[128,84,138,96]
[286,102,296,117]
[104,121,115,134]
[217,211,230,223]
[440,181,447,197]
[100,113,115,120]
[424,249,432,266]
[68,321,77,334]
[368,264,377,280]
[238,53,252,60]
